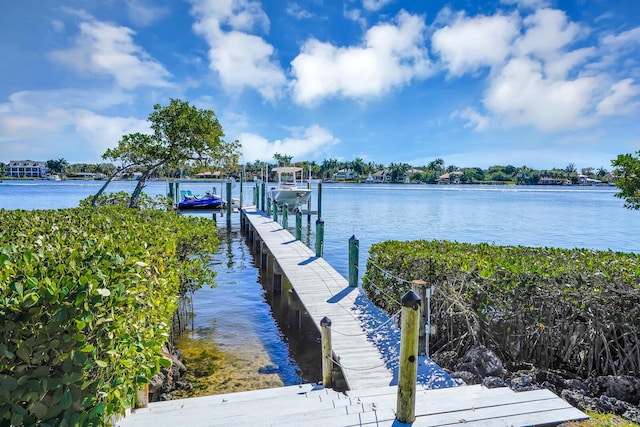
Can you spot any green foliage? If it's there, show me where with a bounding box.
[0,207,219,425]
[97,98,241,208]
[612,151,640,210]
[363,240,640,377]
[80,191,171,211]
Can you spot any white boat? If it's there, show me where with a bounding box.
[47,174,61,181]
[269,167,311,210]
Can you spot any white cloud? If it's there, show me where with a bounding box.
[597,79,640,116]
[515,8,583,59]
[74,110,150,155]
[240,125,340,162]
[432,12,520,76]
[601,27,640,49]
[190,0,286,100]
[484,57,598,130]
[291,10,431,105]
[125,0,170,26]
[452,108,490,131]
[362,0,394,12]
[49,19,172,89]
[286,2,313,20]
[0,89,148,161]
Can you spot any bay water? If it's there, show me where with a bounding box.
[2,179,637,388]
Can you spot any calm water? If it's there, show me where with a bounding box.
[2,179,638,386]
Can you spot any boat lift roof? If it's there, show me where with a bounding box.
[271,167,303,173]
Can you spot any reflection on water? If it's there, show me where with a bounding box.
[177,212,311,396]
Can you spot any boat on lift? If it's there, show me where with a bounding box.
[269,167,311,210]
[177,190,226,210]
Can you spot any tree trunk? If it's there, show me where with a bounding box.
[91,165,135,206]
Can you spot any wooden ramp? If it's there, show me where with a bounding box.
[116,383,588,426]
[241,206,397,390]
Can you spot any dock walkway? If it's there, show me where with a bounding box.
[241,206,399,390]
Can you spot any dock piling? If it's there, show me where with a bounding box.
[411,279,431,356]
[315,218,324,257]
[295,208,302,240]
[272,200,278,222]
[226,181,232,224]
[396,290,421,423]
[320,316,333,387]
[348,235,359,288]
[282,204,288,229]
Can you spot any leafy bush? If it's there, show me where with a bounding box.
[363,240,640,377]
[0,207,218,426]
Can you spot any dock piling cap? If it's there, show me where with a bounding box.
[320,316,332,327]
[401,290,421,310]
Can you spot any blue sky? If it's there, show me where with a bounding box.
[1,0,638,170]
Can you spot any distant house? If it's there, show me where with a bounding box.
[405,168,424,183]
[437,171,464,184]
[333,169,359,181]
[7,160,47,178]
[538,177,565,185]
[196,171,222,179]
[372,170,389,183]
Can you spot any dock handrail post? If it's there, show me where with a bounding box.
[307,180,312,222]
[261,182,266,212]
[317,182,323,221]
[348,235,359,288]
[320,316,333,387]
[226,181,232,224]
[396,290,421,424]
[295,208,302,240]
[315,218,324,257]
[136,385,149,409]
[239,172,243,208]
[273,200,278,222]
[282,204,289,229]
[412,279,430,356]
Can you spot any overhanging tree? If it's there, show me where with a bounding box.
[612,150,640,210]
[92,99,240,207]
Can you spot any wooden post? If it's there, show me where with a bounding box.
[273,262,282,294]
[396,290,421,423]
[295,208,302,240]
[349,235,359,288]
[260,241,268,271]
[261,182,266,212]
[226,181,232,224]
[317,182,323,220]
[135,385,149,408]
[307,180,312,222]
[412,279,428,356]
[320,316,333,388]
[315,218,324,257]
[239,173,243,209]
[272,199,278,222]
[282,203,288,229]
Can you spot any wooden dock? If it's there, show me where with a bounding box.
[117,383,587,426]
[241,206,396,390]
[116,206,588,426]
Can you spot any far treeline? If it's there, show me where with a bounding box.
[0,156,621,186]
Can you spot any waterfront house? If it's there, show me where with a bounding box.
[7,160,47,178]
[372,169,389,183]
[437,171,464,184]
[333,169,359,181]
